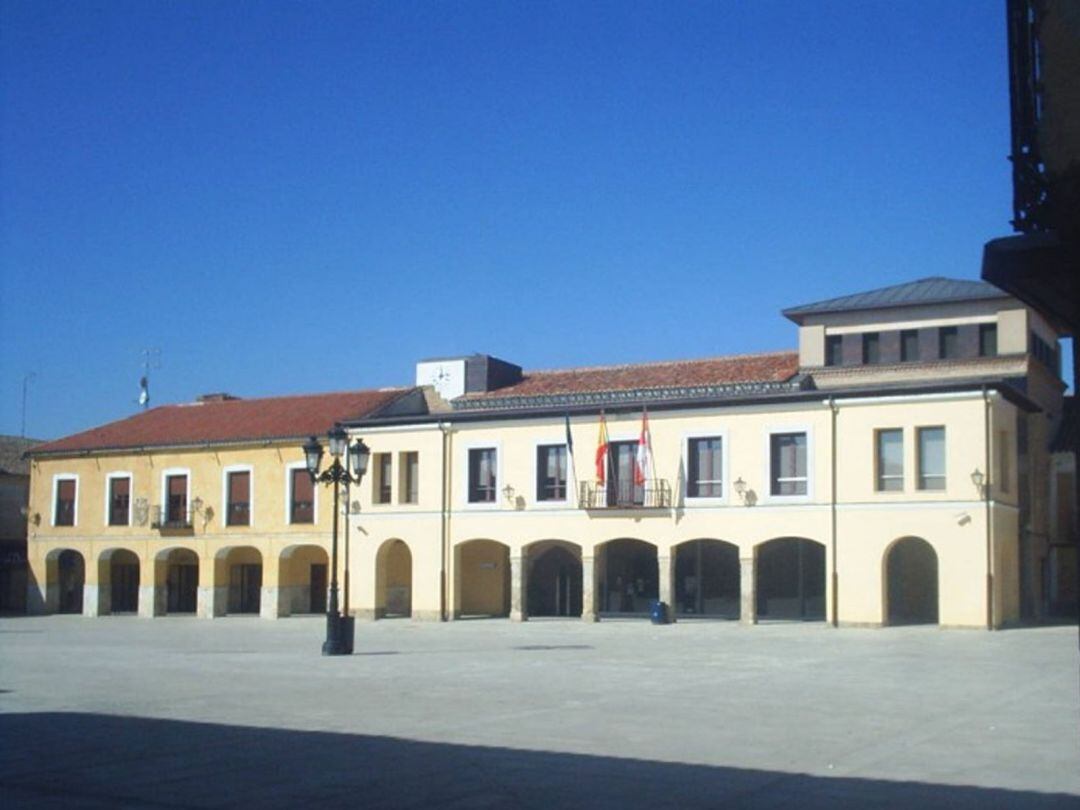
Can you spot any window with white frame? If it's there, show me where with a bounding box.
[770,432,807,496]
[54,476,77,526]
[108,475,131,526]
[875,429,903,492]
[536,444,568,501]
[226,469,251,526]
[468,448,497,503]
[399,451,419,504]
[687,437,723,497]
[917,426,946,491]
[289,466,315,524]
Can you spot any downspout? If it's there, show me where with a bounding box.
[439,421,451,621]
[983,386,994,630]
[828,397,839,628]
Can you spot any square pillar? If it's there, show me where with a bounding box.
[581,555,598,622]
[510,554,528,622]
[658,554,675,622]
[740,556,757,625]
[83,584,102,617]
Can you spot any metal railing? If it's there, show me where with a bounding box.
[150,505,194,530]
[578,479,672,509]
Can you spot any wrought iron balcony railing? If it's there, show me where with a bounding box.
[150,505,194,530]
[578,479,672,510]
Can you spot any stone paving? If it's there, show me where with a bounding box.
[1,615,1078,808]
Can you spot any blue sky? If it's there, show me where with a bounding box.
[0,2,1065,440]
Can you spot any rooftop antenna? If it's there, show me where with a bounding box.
[139,348,161,410]
[21,371,36,437]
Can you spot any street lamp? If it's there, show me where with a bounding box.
[304,424,370,656]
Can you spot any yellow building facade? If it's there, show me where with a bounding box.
[24,278,1076,629]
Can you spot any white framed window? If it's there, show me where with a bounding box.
[373,453,393,504]
[222,464,254,527]
[535,441,569,503]
[683,430,729,502]
[461,442,502,508]
[875,429,903,492]
[159,468,192,527]
[51,474,78,527]
[765,428,812,500]
[917,426,946,491]
[398,451,419,505]
[286,461,318,525]
[105,472,133,526]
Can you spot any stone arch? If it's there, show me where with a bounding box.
[755,537,825,621]
[673,539,740,619]
[375,539,413,618]
[279,544,330,616]
[97,548,140,615]
[216,546,263,615]
[455,539,510,618]
[597,538,657,616]
[524,540,582,618]
[46,548,85,614]
[155,547,198,615]
[884,536,939,626]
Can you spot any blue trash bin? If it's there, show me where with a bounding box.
[650,600,670,625]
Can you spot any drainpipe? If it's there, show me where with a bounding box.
[828,397,839,628]
[983,386,994,630]
[439,421,451,622]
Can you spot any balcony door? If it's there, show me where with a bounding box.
[607,441,644,507]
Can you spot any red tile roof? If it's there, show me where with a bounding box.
[29,388,410,455]
[461,351,799,400]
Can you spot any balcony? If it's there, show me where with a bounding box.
[578,479,672,510]
[151,505,194,531]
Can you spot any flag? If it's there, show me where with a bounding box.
[565,413,577,501]
[595,411,609,484]
[634,408,653,485]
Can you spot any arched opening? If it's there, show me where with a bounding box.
[885,537,939,625]
[455,539,510,618]
[98,549,140,614]
[56,549,85,614]
[376,539,413,618]
[160,548,198,614]
[756,537,825,621]
[279,544,329,616]
[526,542,582,618]
[674,539,740,619]
[599,538,657,616]
[219,546,262,615]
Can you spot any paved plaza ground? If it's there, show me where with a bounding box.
[1,615,1078,808]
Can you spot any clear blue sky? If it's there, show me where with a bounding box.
[0,1,1066,440]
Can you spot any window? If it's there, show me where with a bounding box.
[1031,332,1060,374]
[862,333,880,364]
[901,329,919,362]
[166,474,188,524]
[825,335,843,367]
[108,476,131,526]
[979,324,998,357]
[875,429,903,492]
[374,453,392,504]
[226,470,250,526]
[468,448,497,503]
[687,437,723,497]
[939,327,959,359]
[770,433,807,496]
[54,477,76,526]
[399,452,419,504]
[917,427,946,491]
[536,444,568,501]
[290,468,314,524]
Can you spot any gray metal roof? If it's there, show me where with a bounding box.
[783,277,1009,323]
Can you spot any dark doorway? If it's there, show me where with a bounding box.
[886,537,939,625]
[674,540,740,619]
[110,551,140,613]
[166,555,198,614]
[600,539,657,615]
[229,564,262,614]
[756,538,825,621]
[57,550,84,614]
[527,545,582,617]
[310,563,327,613]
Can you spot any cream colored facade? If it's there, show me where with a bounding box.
[24,278,1074,629]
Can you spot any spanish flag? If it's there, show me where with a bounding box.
[595,411,609,484]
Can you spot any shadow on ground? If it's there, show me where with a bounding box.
[0,712,1075,809]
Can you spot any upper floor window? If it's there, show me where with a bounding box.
[917,427,946,491]
[939,327,959,360]
[900,329,919,362]
[54,477,76,526]
[226,470,250,526]
[770,432,807,496]
[1031,332,1061,374]
[862,333,881,364]
[290,467,315,524]
[687,437,723,497]
[400,452,419,504]
[979,324,998,357]
[374,453,392,504]
[825,335,843,367]
[468,448,497,503]
[108,476,131,526]
[536,444,568,501]
[166,474,188,524]
[875,429,903,492]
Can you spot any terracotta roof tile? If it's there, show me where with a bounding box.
[29,388,409,456]
[461,351,799,400]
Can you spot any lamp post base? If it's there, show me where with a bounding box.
[322,611,354,656]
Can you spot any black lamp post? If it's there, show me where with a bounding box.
[304,424,370,656]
